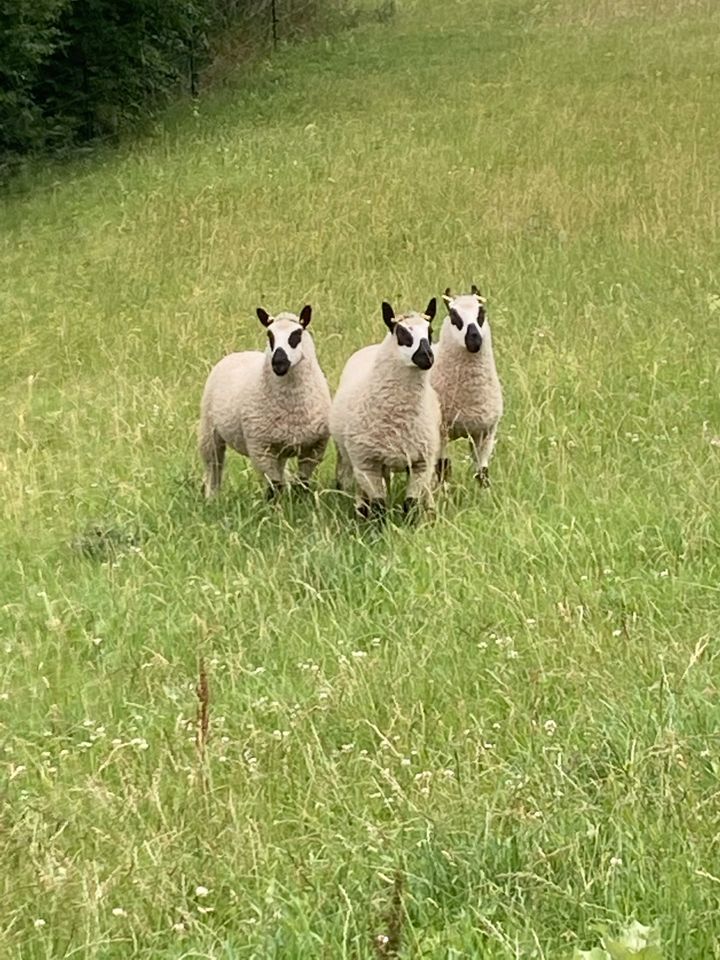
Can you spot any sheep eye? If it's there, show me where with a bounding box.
[450,309,463,330]
[268,331,275,349]
[395,325,413,348]
[288,329,302,349]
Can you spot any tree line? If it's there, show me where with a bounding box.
[0,0,341,165]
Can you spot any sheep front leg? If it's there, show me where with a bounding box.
[334,441,355,494]
[353,462,387,520]
[296,437,328,491]
[470,424,498,487]
[435,433,451,484]
[199,424,226,499]
[250,450,288,500]
[404,460,435,516]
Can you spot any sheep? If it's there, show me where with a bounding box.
[330,298,441,518]
[430,284,503,486]
[198,304,332,499]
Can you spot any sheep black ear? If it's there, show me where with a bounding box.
[424,297,437,321]
[299,304,312,328]
[471,284,482,298]
[382,301,396,330]
[256,307,271,327]
[442,287,453,308]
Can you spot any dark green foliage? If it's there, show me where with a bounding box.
[0,0,69,153]
[0,0,351,164]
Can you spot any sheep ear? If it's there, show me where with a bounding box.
[442,288,453,308]
[256,307,271,327]
[424,297,437,321]
[382,301,396,330]
[471,284,482,298]
[299,304,312,328]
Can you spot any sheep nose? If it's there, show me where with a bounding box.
[412,340,434,370]
[272,349,290,376]
[465,326,482,353]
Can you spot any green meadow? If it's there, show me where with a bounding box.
[1,0,719,956]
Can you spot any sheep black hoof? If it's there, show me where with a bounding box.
[266,482,283,501]
[435,458,451,483]
[402,497,421,521]
[475,467,490,488]
[357,498,386,521]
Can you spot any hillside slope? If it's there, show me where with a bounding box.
[1,0,719,956]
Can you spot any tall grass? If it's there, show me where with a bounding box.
[1,0,719,956]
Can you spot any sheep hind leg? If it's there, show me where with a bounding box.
[470,425,498,487]
[199,425,226,499]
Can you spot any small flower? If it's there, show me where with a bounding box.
[91,637,104,646]
[172,922,185,933]
[195,885,209,898]
[370,637,381,647]
[610,856,623,868]
[340,743,355,753]
[34,918,46,929]
[658,569,669,578]
[400,757,411,766]
[351,650,367,660]
[376,934,390,946]
[111,907,127,917]
[612,629,622,637]
[507,649,519,660]
[544,719,557,736]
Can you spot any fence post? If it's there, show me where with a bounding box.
[271,0,278,48]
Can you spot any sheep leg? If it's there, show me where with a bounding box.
[470,425,497,487]
[199,424,226,498]
[404,460,435,514]
[354,463,386,520]
[251,452,287,500]
[435,435,451,484]
[296,438,328,490]
[334,442,355,493]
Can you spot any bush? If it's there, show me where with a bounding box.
[0,0,327,164]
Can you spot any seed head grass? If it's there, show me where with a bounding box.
[1,0,719,956]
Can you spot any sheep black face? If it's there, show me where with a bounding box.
[382,298,436,370]
[256,305,312,377]
[442,287,486,354]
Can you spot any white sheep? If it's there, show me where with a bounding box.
[330,298,440,518]
[199,304,332,499]
[430,284,503,486]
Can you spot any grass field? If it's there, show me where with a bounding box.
[2,0,720,956]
